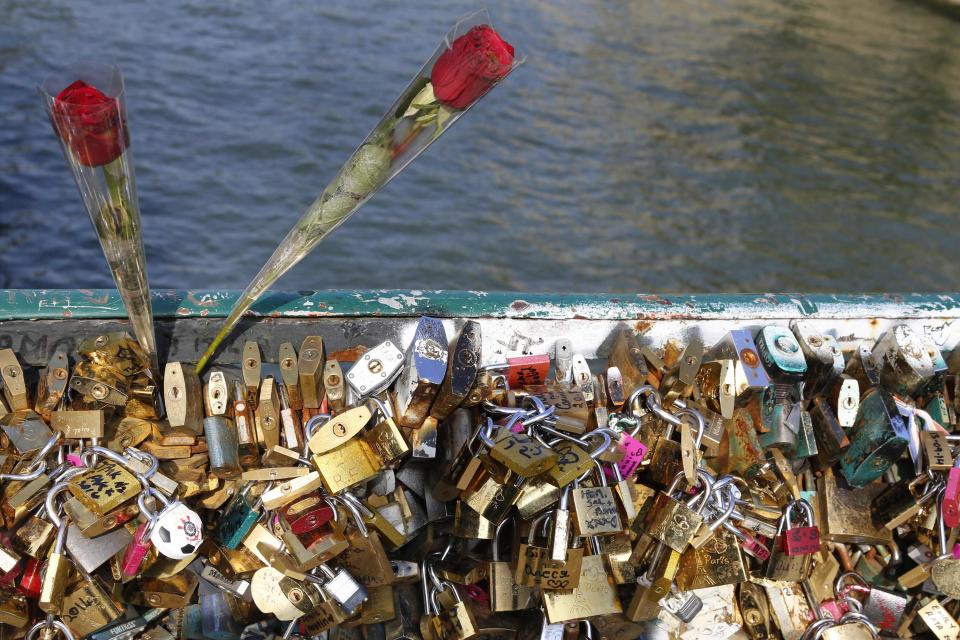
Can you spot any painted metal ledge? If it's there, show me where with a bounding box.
[2,289,960,322]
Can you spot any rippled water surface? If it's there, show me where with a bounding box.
[2,0,960,293]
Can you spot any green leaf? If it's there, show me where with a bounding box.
[402,83,437,118]
[433,104,455,139]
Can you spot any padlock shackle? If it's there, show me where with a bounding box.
[785,498,816,530]
[25,617,74,640]
[0,431,62,481]
[43,467,86,528]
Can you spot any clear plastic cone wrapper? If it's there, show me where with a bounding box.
[40,63,158,372]
[196,10,524,372]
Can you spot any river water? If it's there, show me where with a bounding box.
[2,0,959,293]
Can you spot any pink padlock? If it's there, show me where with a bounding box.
[952,543,960,560]
[944,461,960,528]
[120,521,153,579]
[739,532,771,562]
[65,454,85,467]
[819,599,850,621]
[614,433,648,479]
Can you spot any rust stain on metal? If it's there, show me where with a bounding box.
[176,307,191,316]
[329,345,369,363]
[186,293,217,307]
[634,321,654,335]
[62,309,72,318]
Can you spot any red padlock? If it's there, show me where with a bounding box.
[18,557,41,598]
[783,499,821,556]
[282,493,336,544]
[505,354,550,388]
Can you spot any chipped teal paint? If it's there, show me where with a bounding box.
[2,290,960,322]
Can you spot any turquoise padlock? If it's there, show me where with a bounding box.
[217,489,261,550]
[840,387,908,488]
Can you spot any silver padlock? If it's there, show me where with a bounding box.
[318,564,368,615]
[661,588,703,623]
[346,340,404,399]
[394,317,448,428]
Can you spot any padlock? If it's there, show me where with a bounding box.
[318,563,368,615]
[765,506,812,582]
[488,429,557,478]
[148,491,204,559]
[0,410,53,457]
[307,404,372,454]
[324,359,346,413]
[570,464,622,537]
[916,598,960,640]
[298,336,326,409]
[218,485,262,549]
[703,329,771,401]
[363,399,411,466]
[204,415,241,480]
[430,321,481,422]
[607,328,650,396]
[872,324,945,397]
[871,471,942,530]
[392,318,447,427]
[251,566,315,621]
[661,587,704,623]
[758,384,797,455]
[0,350,28,411]
[782,498,821,556]
[790,321,844,395]
[837,572,906,634]
[541,550,621,623]
[277,383,303,451]
[313,437,382,494]
[643,470,710,553]
[659,336,703,406]
[256,376,281,449]
[840,387,909,488]
[38,516,70,614]
[810,396,850,469]
[231,380,260,466]
[346,340,405,401]
[67,457,141,517]
[754,325,807,384]
[944,455,960,528]
[34,347,69,421]
[164,361,203,435]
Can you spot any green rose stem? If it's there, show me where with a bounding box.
[195,12,522,373]
[100,155,159,374]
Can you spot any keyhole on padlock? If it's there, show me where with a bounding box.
[303,349,318,359]
[282,357,295,369]
[722,383,733,396]
[328,375,341,385]
[842,395,855,409]
[245,358,256,369]
[171,386,182,399]
[333,423,347,436]
[53,368,67,379]
[740,349,759,367]
[92,384,108,399]
[368,359,383,375]
[288,588,304,604]
[4,367,18,379]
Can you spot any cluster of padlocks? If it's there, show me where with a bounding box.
[1,319,960,640]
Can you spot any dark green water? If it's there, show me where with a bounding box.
[2,0,960,293]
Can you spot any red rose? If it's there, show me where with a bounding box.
[52,79,128,167]
[431,25,515,110]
